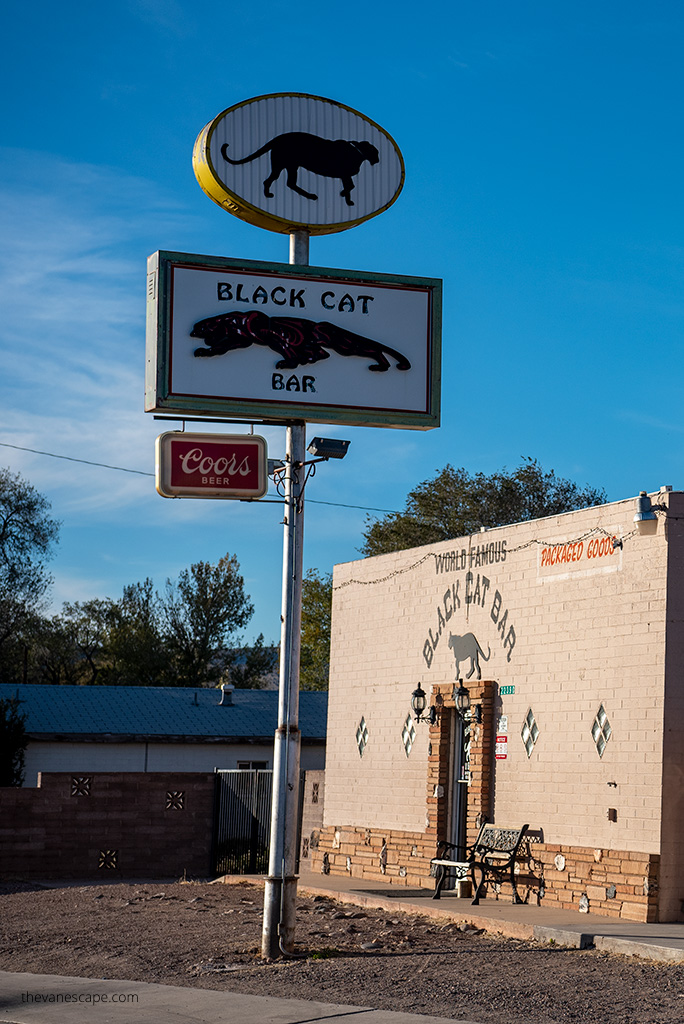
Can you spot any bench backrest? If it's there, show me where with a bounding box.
[474,823,528,855]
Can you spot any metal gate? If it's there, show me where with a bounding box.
[212,770,273,875]
[212,769,307,876]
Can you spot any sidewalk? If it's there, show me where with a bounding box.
[0,971,475,1024]
[294,868,684,963]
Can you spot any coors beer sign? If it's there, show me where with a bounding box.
[155,432,268,499]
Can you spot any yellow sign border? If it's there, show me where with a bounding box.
[192,92,405,236]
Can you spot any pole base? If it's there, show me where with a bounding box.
[261,875,299,959]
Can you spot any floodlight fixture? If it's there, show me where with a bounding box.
[634,490,662,536]
[306,437,350,460]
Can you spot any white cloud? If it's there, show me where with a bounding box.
[0,149,190,517]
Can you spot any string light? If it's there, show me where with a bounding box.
[3,443,677,568]
[334,524,644,591]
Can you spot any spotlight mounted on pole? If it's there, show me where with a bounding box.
[306,437,351,461]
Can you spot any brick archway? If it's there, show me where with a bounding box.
[425,680,496,850]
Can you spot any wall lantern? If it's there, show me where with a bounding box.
[411,683,437,725]
[453,680,483,724]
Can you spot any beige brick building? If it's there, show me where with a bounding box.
[311,490,684,922]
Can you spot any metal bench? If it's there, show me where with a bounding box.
[431,823,529,904]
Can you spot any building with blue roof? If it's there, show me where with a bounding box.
[0,684,327,785]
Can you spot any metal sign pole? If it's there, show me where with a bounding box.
[261,229,309,959]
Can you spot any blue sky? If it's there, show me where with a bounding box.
[1,2,683,644]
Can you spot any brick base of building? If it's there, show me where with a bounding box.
[309,826,659,923]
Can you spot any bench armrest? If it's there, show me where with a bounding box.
[433,839,459,858]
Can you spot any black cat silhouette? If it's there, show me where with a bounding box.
[221,132,379,207]
[190,311,411,372]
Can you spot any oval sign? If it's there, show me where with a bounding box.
[193,93,405,236]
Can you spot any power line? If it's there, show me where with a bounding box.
[0,441,154,476]
[0,441,401,515]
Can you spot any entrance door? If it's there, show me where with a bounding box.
[448,712,471,861]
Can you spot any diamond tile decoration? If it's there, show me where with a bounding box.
[311,782,319,804]
[98,850,119,869]
[356,717,369,757]
[402,715,416,757]
[70,776,92,797]
[521,709,540,758]
[592,705,612,757]
[166,791,185,810]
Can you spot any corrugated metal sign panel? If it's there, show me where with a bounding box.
[194,93,404,235]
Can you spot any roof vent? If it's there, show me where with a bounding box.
[219,683,234,707]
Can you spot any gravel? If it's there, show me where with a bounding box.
[1,879,683,1023]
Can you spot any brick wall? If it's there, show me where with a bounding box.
[309,824,659,922]
[0,772,216,879]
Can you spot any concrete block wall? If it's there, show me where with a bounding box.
[0,772,215,879]
[320,492,678,920]
[299,769,325,866]
[659,491,684,919]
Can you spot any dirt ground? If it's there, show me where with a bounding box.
[1,879,684,1024]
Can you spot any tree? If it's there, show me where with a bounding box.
[162,554,254,687]
[101,580,167,686]
[361,458,607,557]
[224,633,279,689]
[31,600,112,686]
[0,696,28,786]
[0,468,60,682]
[21,556,256,688]
[300,569,332,691]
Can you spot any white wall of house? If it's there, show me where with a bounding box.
[23,740,325,786]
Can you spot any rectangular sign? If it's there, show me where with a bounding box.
[145,251,441,429]
[495,735,508,760]
[537,532,622,580]
[155,432,268,499]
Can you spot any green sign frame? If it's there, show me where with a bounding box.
[145,251,442,429]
